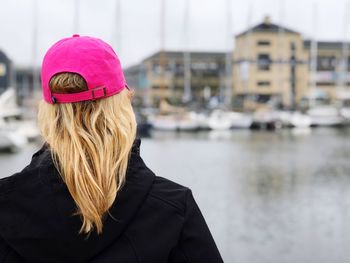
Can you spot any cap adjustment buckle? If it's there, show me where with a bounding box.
[91,86,107,100]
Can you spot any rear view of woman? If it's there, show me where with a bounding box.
[0,35,223,262]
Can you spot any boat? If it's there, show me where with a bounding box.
[289,112,312,128]
[149,112,200,132]
[16,120,41,142]
[135,111,152,137]
[251,109,282,130]
[276,111,312,128]
[177,112,200,131]
[0,88,40,151]
[207,110,232,130]
[336,91,350,124]
[0,119,27,152]
[307,105,344,126]
[0,88,22,119]
[228,112,253,129]
[149,115,178,131]
[340,107,350,123]
[195,113,211,130]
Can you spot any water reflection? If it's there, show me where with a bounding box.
[144,128,350,262]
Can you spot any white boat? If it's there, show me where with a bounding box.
[149,112,200,131]
[207,110,232,130]
[0,88,22,119]
[307,105,344,126]
[14,120,41,141]
[150,115,178,131]
[276,111,292,127]
[0,88,40,151]
[177,112,200,131]
[228,112,253,129]
[0,119,27,152]
[337,93,350,124]
[196,113,210,130]
[252,110,282,130]
[340,107,350,122]
[276,111,312,128]
[289,112,312,128]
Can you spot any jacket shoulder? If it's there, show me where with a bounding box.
[148,176,191,214]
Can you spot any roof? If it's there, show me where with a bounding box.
[0,50,11,63]
[236,16,300,37]
[143,50,226,62]
[124,63,142,73]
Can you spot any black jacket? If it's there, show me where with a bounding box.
[0,139,223,263]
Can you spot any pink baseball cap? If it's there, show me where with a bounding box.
[41,34,128,104]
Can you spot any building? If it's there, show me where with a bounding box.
[0,49,41,106]
[304,40,350,102]
[233,16,309,110]
[233,16,350,110]
[15,66,41,105]
[0,50,14,92]
[125,51,226,106]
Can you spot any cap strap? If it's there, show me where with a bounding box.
[50,86,107,104]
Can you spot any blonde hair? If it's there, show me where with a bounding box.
[37,73,137,235]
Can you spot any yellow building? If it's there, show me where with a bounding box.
[233,16,309,110]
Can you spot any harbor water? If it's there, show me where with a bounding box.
[2,127,350,262]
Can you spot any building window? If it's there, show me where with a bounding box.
[317,56,336,71]
[290,42,296,51]
[0,63,6,77]
[258,40,270,46]
[152,63,161,74]
[316,82,335,86]
[257,54,271,70]
[257,81,270,86]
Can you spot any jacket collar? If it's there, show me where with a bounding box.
[131,137,141,155]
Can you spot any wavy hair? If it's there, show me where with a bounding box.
[37,73,137,235]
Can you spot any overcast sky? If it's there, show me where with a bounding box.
[0,0,349,68]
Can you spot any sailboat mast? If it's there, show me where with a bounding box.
[338,1,349,93]
[310,1,318,107]
[278,0,286,107]
[74,0,80,33]
[113,0,122,53]
[159,0,166,103]
[183,0,192,104]
[242,2,253,106]
[31,0,38,94]
[278,0,285,62]
[224,0,233,108]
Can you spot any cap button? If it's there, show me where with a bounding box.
[72,34,80,37]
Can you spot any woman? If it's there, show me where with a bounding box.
[0,35,223,263]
